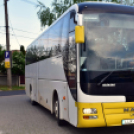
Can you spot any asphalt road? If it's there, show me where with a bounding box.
[0,92,134,134]
[0,90,25,96]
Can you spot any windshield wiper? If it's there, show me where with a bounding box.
[97,71,114,86]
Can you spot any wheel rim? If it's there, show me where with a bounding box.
[55,101,58,118]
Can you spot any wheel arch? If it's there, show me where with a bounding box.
[29,84,32,97]
[51,89,63,119]
[51,89,58,114]
[30,84,32,92]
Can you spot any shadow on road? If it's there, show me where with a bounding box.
[26,99,134,134]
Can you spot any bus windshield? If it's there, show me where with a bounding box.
[81,13,134,72]
[80,13,134,95]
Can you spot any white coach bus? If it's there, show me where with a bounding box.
[25,2,134,127]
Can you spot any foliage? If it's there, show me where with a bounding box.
[37,0,134,28]
[37,0,124,28]
[0,44,25,75]
[51,0,71,18]
[0,45,5,63]
[0,51,25,75]
[37,1,56,27]
[0,62,6,74]
[0,45,6,74]
[20,45,25,56]
[11,51,25,75]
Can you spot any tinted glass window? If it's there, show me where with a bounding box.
[30,42,38,63]
[62,13,70,72]
[49,19,63,57]
[26,14,64,64]
[38,31,49,60]
[26,41,38,65]
[69,11,76,32]
[81,13,134,72]
[62,13,70,46]
[26,45,31,65]
[80,13,134,97]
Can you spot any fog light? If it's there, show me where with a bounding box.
[83,108,97,114]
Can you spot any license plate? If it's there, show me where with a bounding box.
[122,119,134,125]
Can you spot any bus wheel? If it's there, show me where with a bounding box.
[30,86,36,105]
[54,96,64,126]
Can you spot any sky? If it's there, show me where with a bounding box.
[0,0,52,50]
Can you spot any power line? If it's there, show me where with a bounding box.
[20,0,38,6]
[0,44,6,46]
[12,28,39,34]
[0,26,39,34]
[13,34,35,39]
[9,18,20,46]
[0,31,6,34]
[0,18,37,40]
[0,28,5,32]
[0,31,35,39]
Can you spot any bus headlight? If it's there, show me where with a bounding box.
[83,108,97,114]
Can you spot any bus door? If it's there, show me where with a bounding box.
[62,11,77,123]
[68,11,77,101]
[68,11,77,125]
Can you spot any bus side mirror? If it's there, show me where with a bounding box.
[75,26,85,43]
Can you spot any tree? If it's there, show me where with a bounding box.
[0,45,6,74]
[51,0,71,18]
[0,50,25,75]
[11,51,25,75]
[37,1,56,27]
[51,0,92,18]
[20,45,25,56]
[37,0,132,28]
[0,45,25,75]
[0,45,5,63]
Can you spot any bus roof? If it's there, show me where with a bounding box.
[27,2,134,50]
[78,2,134,14]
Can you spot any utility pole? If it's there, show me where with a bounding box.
[4,0,12,89]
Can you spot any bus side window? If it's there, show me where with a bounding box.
[70,11,76,32]
[62,13,70,68]
[49,18,63,57]
[26,46,31,65]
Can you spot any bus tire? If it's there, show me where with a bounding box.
[54,96,65,126]
[30,86,36,105]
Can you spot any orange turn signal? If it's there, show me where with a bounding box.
[63,96,66,100]
[83,116,89,119]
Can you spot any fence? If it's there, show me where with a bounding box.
[0,75,25,86]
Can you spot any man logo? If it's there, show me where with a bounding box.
[124,108,134,112]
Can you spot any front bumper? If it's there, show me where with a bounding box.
[76,102,134,128]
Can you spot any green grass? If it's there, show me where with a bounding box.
[0,86,25,91]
